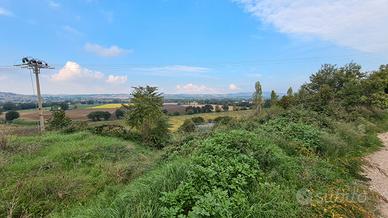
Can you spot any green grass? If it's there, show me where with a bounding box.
[0,131,163,217]
[168,110,253,131]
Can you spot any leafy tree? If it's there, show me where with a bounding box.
[215,105,222,113]
[5,111,19,122]
[253,81,263,115]
[115,109,126,119]
[222,104,229,112]
[125,86,170,148]
[48,109,72,130]
[202,104,214,113]
[88,111,111,121]
[270,90,278,107]
[287,87,293,97]
[2,102,16,111]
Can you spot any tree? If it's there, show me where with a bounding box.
[88,111,111,121]
[115,109,126,119]
[48,109,72,130]
[222,104,229,112]
[5,111,19,122]
[270,90,278,107]
[2,102,16,111]
[287,87,293,97]
[215,105,222,112]
[125,86,170,148]
[202,104,214,113]
[253,81,264,115]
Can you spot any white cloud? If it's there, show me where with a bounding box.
[52,61,104,81]
[106,75,128,84]
[0,7,12,16]
[234,0,388,52]
[0,75,7,81]
[229,84,239,91]
[84,42,131,57]
[48,1,60,8]
[176,83,217,94]
[63,25,82,36]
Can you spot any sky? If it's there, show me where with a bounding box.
[0,0,387,95]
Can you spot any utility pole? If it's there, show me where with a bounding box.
[15,57,54,133]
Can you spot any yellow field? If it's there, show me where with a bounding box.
[90,104,128,109]
[169,110,253,131]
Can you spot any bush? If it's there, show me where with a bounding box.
[90,124,140,141]
[214,116,233,125]
[178,119,196,133]
[62,121,88,134]
[191,116,205,124]
[87,111,111,121]
[47,110,72,130]
[115,109,126,119]
[5,110,19,122]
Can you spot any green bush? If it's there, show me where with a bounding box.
[178,119,196,133]
[47,109,72,130]
[87,111,111,121]
[5,110,19,122]
[191,116,205,124]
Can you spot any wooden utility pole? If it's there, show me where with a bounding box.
[15,57,53,133]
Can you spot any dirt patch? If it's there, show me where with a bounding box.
[364,133,388,217]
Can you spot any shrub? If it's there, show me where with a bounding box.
[214,116,233,124]
[191,116,205,124]
[5,110,19,122]
[47,110,72,130]
[90,124,140,141]
[115,109,126,119]
[178,119,196,133]
[62,121,88,133]
[87,111,111,121]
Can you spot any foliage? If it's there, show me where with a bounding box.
[222,104,229,112]
[178,119,196,133]
[125,86,170,148]
[253,81,264,114]
[0,131,161,217]
[191,116,205,124]
[5,110,19,122]
[215,105,222,112]
[115,108,126,119]
[270,90,278,107]
[87,111,111,121]
[47,109,72,130]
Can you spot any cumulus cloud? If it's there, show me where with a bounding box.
[52,61,104,81]
[229,84,239,91]
[176,83,217,94]
[106,75,128,84]
[0,7,12,16]
[84,42,131,57]
[234,0,388,52]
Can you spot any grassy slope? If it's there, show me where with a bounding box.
[0,131,162,217]
[63,110,388,217]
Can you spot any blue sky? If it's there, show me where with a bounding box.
[0,0,387,94]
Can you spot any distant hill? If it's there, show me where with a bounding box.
[0,91,278,103]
